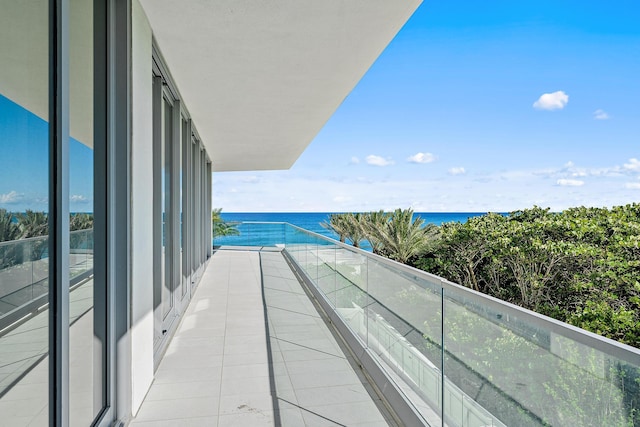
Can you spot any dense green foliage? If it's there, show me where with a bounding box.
[321,205,640,348]
[212,208,240,237]
[414,205,640,349]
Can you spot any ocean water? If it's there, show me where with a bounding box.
[216,212,488,249]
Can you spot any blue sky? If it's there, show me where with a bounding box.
[214,0,640,212]
[0,95,93,213]
[1,1,638,214]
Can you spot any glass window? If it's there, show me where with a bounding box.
[69,0,106,424]
[162,96,173,320]
[181,118,188,298]
[0,2,50,426]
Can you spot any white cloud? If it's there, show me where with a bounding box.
[532,159,634,180]
[0,191,22,204]
[366,155,394,167]
[406,152,435,164]
[533,91,569,111]
[556,178,584,187]
[349,156,360,165]
[70,194,88,202]
[448,167,466,175]
[593,109,610,120]
[625,182,640,190]
[623,158,640,172]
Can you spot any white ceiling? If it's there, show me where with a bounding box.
[0,0,93,148]
[138,0,421,172]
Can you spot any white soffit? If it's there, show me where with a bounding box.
[138,0,421,172]
[0,1,93,148]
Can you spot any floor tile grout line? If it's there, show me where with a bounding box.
[268,336,345,360]
[264,305,321,319]
[277,397,347,427]
[259,252,282,427]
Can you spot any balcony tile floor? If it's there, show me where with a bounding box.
[130,249,394,426]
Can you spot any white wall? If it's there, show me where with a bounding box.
[130,0,155,415]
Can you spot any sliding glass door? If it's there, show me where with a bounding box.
[0,1,110,425]
[69,0,106,424]
[0,3,51,426]
[153,76,178,347]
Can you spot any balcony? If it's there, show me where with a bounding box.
[206,222,640,427]
[2,223,639,426]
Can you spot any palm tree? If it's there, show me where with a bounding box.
[0,209,20,243]
[365,208,438,264]
[212,208,240,237]
[342,213,366,248]
[321,213,365,247]
[359,210,390,254]
[18,210,49,239]
[16,210,49,261]
[321,213,349,243]
[70,213,94,231]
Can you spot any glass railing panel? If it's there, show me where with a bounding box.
[0,230,94,325]
[68,228,94,325]
[0,237,49,320]
[213,221,287,247]
[284,225,308,268]
[283,224,297,260]
[443,286,640,427]
[257,222,286,246]
[69,229,93,281]
[443,288,540,427]
[307,234,321,286]
[367,258,441,337]
[315,238,336,306]
[364,257,442,424]
[332,247,367,316]
[0,229,94,399]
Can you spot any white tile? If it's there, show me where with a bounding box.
[144,381,220,401]
[218,392,275,415]
[134,397,219,421]
[217,410,274,427]
[220,363,270,380]
[220,375,271,396]
[130,416,218,426]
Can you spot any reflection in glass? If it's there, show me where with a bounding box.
[0,2,50,425]
[162,97,173,319]
[443,289,635,427]
[192,140,199,281]
[180,118,186,298]
[69,0,104,424]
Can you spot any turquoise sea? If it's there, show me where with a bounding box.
[216,212,489,249]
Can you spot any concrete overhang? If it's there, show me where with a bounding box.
[138,0,421,172]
